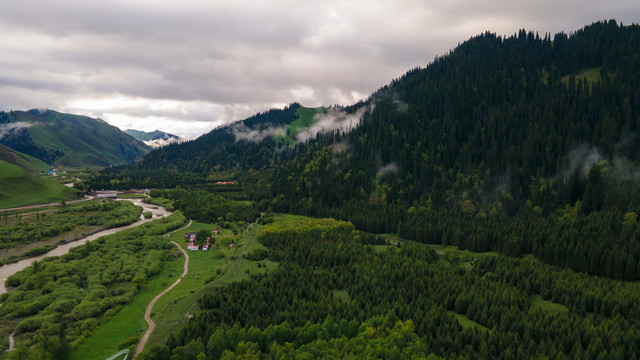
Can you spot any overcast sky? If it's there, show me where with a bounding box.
[0,1,638,138]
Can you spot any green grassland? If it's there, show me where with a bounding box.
[275,106,327,146]
[0,143,49,174]
[561,67,602,86]
[448,311,490,332]
[145,220,278,350]
[71,217,279,359]
[0,160,78,209]
[332,289,351,303]
[68,258,185,360]
[529,294,569,314]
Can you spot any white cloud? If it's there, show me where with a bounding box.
[231,123,286,143]
[296,105,370,142]
[0,122,34,138]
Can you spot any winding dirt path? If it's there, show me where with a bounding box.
[135,221,192,357]
[6,333,14,352]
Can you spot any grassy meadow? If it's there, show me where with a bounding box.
[0,160,78,209]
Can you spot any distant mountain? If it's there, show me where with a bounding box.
[0,109,150,167]
[125,129,183,148]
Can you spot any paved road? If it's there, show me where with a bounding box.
[135,220,192,357]
[1,195,94,212]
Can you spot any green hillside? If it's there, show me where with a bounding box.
[275,106,327,146]
[0,109,150,167]
[0,160,79,209]
[0,143,49,174]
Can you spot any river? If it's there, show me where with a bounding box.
[0,199,172,294]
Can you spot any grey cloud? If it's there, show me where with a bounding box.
[296,106,370,142]
[377,162,399,177]
[331,141,351,154]
[0,1,638,137]
[0,122,34,138]
[566,146,604,177]
[231,123,286,143]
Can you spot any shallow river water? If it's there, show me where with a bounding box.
[0,199,171,294]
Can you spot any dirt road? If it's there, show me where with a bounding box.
[135,233,191,357]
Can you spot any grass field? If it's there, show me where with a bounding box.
[137,219,278,354]
[68,255,185,360]
[274,106,327,146]
[0,143,50,174]
[372,244,396,253]
[333,289,351,303]
[529,294,569,314]
[448,311,490,332]
[0,160,78,209]
[561,67,602,86]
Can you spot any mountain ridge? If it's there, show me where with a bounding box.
[124,129,183,148]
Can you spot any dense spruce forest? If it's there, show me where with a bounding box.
[92,20,640,279]
[142,216,640,359]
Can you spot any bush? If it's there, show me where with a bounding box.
[24,245,56,257]
[118,335,140,349]
[143,211,152,219]
[15,316,43,333]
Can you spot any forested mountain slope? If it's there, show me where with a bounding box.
[93,103,331,187]
[0,109,149,167]
[94,20,640,279]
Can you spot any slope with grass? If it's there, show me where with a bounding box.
[0,144,49,174]
[275,106,327,146]
[142,219,277,351]
[0,109,149,167]
[0,160,78,209]
[63,214,275,359]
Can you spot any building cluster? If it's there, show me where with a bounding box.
[184,232,210,251]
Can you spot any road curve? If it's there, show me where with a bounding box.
[135,237,190,357]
